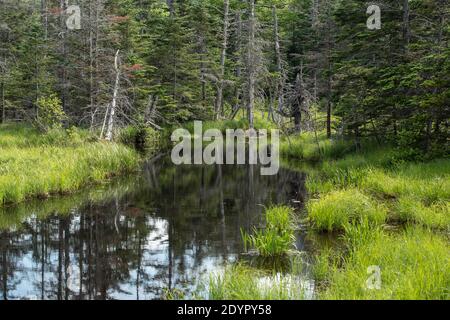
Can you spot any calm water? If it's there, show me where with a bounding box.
[0,157,312,300]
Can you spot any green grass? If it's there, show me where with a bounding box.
[303,145,449,230]
[280,132,356,162]
[0,123,140,206]
[395,197,449,230]
[314,226,449,300]
[308,189,388,232]
[242,206,296,257]
[278,131,449,300]
[208,264,306,300]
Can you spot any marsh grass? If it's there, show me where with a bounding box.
[278,132,450,300]
[242,206,296,257]
[307,189,387,232]
[208,264,306,300]
[0,124,140,206]
[280,133,357,162]
[315,226,450,300]
[395,197,449,230]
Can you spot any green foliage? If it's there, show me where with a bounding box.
[307,189,387,232]
[118,125,162,154]
[36,94,67,131]
[315,226,450,300]
[395,197,449,230]
[0,124,140,205]
[208,264,306,300]
[242,206,296,257]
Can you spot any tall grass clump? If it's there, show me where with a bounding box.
[316,226,449,300]
[242,206,296,257]
[209,264,305,300]
[308,189,387,232]
[281,133,356,162]
[395,197,449,230]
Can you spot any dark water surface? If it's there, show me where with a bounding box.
[0,158,311,300]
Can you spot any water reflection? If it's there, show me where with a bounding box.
[0,158,307,300]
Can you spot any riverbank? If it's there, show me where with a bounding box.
[0,123,141,206]
[285,134,449,299]
[207,131,449,300]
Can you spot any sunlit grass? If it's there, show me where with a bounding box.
[242,206,296,257]
[0,123,140,206]
[307,189,387,232]
[209,264,306,300]
[280,133,356,162]
[395,197,449,230]
[314,226,450,300]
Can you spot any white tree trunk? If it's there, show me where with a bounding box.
[105,49,120,141]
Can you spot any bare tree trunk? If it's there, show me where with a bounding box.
[293,72,302,133]
[232,10,242,117]
[89,0,97,129]
[247,0,256,128]
[273,5,284,114]
[326,9,333,139]
[105,50,120,141]
[215,0,230,120]
[60,0,68,112]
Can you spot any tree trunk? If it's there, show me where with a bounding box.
[60,0,68,113]
[105,50,120,141]
[89,0,97,129]
[326,8,333,139]
[273,5,284,114]
[215,0,230,119]
[232,10,242,117]
[247,0,256,129]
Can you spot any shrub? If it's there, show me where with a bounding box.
[36,94,67,131]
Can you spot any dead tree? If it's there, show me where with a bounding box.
[105,50,120,141]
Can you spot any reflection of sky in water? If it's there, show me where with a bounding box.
[4,216,240,300]
[0,162,309,300]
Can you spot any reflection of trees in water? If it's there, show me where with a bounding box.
[0,160,306,300]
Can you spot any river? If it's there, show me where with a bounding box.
[0,157,314,300]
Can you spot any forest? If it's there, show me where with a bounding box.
[0,0,448,300]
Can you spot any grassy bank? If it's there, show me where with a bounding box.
[283,133,449,299]
[0,123,140,206]
[206,130,449,300]
[314,225,449,300]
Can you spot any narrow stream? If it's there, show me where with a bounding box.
[0,157,313,300]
